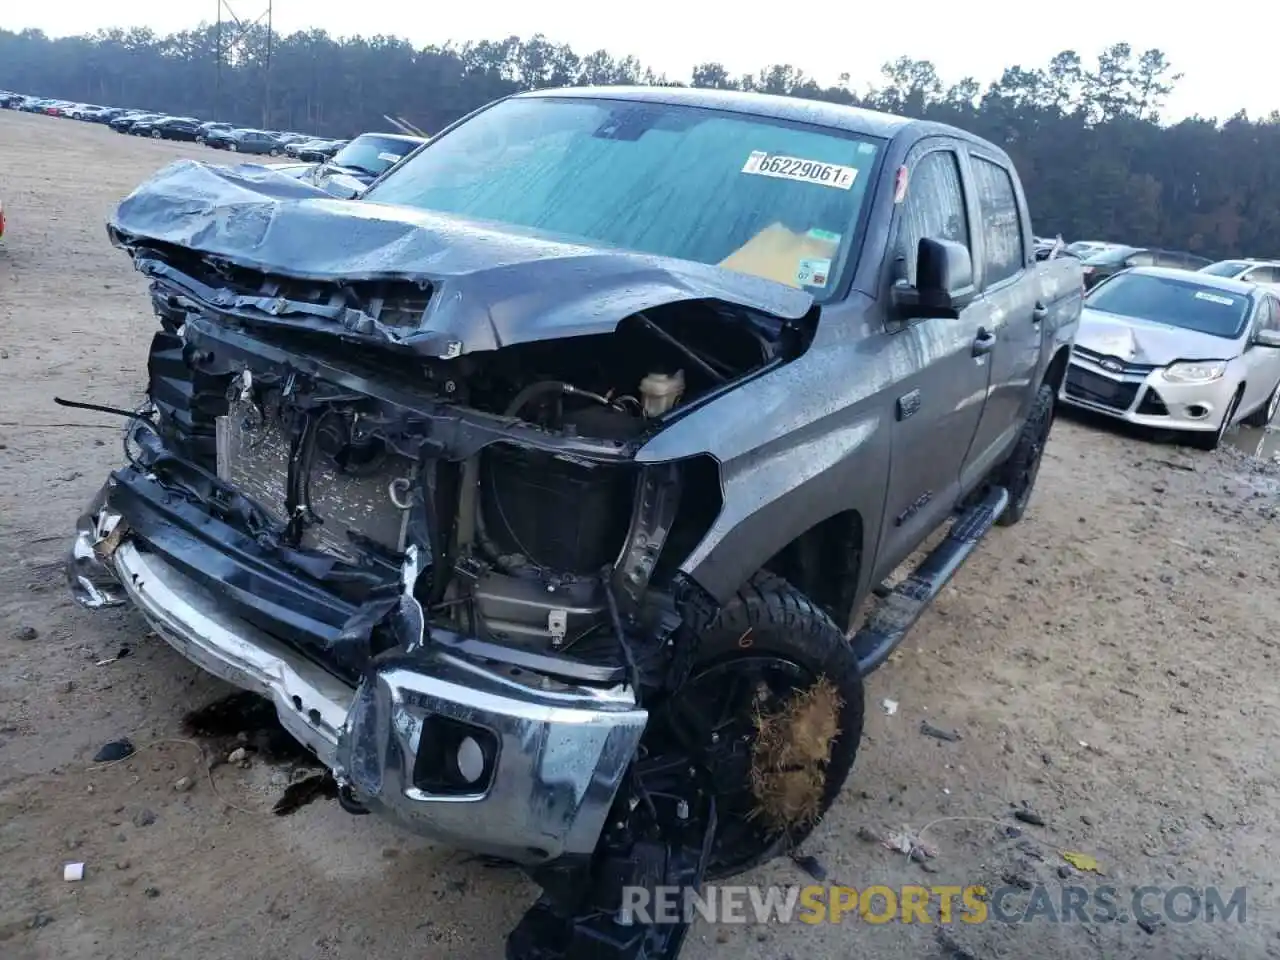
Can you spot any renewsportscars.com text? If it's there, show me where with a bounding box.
[619,884,1247,926]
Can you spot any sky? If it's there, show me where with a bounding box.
[7,1,1277,122]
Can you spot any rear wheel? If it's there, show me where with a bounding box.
[646,573,864,879]
[994,381,1055,526]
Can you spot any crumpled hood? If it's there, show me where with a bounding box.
[312,167,370,199]
[108,159,814,356]
[1076,306,1240,364]
[259,162,365,198]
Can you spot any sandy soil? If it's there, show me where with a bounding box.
[3,107,1280,960]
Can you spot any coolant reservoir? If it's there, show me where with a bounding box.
[639,370,685,417]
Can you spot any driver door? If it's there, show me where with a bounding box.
[873,143,994,581]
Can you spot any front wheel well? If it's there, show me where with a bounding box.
[761,510,864,629]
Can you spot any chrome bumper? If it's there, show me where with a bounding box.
[69,518,647,864]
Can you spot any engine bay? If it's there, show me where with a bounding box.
[136,278,812,683]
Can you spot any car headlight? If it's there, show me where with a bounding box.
[1162,360,1227,383]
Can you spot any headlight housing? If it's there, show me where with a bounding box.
[1162,360,1227,384]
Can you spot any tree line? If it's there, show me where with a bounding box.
[2,25,1279,259]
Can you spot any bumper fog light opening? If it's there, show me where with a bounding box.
[457,736,485,784]
[411,714,499,795]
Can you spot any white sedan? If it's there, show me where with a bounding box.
[1060,267,1280,450]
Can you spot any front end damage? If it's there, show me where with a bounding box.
[69,160,820,958]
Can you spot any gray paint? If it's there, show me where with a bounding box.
[108,159,814,358]
[638,116,1081,610]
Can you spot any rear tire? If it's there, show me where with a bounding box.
[649,573,865,880]
[994,381,1055,526]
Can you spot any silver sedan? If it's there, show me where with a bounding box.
[1060,267,1280,450]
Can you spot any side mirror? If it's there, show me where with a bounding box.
[1252,328,1280,348]
[891,238,977,320]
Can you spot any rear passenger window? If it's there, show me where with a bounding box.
[971,157,1024,286]
[894,150,969,286]
[1247,266,1280,284]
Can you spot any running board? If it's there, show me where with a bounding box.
[852,485,1009,676]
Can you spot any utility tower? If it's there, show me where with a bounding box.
[213,0,274,124]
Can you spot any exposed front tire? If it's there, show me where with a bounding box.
[1242,380,1280,428]
[151,129,161,138]
[1188,387,1241,451]
[648,573,865,879]
[269,147,281,156]
[228,143,238,152]
[994,381,1055,526]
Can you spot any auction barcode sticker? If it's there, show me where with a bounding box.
[741,151,857,190]
[1194,291,1237,306]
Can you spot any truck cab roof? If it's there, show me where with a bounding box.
[516,86,1011,161]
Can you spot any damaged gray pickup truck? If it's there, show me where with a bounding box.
[67,87,1081,958]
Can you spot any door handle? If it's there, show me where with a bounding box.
[1033,303,1049,323]
[972,327,997,357]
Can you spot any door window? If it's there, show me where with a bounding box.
[971,157,1025,286]
[893,149,969,286]
[1126,250,1156,267]
[1245,265,1280,284]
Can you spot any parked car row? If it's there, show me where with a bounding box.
[0,90,357,161]
[1,90,434,191]
[1033,236,1280,293]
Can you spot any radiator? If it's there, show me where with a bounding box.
[214,400,413,563]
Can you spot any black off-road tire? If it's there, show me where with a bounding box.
[994,381,1056,526]
[675,573,865,880]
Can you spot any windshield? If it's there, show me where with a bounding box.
[1086,272,1252,339]
[1198,260,1250,278]
[331,135,422,176]
[367,96,883,299]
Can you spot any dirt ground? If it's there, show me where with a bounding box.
[3,107,1280,960]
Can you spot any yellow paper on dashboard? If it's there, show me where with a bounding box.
[719,223,841,289]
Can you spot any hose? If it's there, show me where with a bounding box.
[503,380,619,419]
[605,578,644,707]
